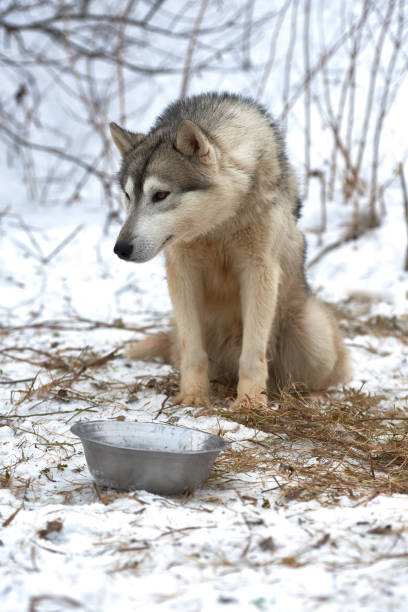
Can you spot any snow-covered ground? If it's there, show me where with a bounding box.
[0,188,407,611]
[1,1,408,608]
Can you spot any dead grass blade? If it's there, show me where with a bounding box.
[215,386,408,503]
[2,502,24,527]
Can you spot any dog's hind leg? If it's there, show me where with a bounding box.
[273,297,351,391]
[126,332,172,362]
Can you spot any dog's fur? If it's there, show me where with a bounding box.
[110,92,351,407]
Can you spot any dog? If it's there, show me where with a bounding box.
[110,92,351,407]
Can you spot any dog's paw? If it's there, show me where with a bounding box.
[172,393,210,408]
[232,392,268,411]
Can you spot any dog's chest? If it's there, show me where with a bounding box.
[201,244,239,303]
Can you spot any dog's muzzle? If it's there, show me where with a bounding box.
[114,234,173,263]
[113,239,133,260]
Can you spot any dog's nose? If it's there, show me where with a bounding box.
[114,239,133,260]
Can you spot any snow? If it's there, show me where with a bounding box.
[1,192,408,611]
[302,190,408,316]
[1,2,408,610]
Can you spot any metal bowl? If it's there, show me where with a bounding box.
[70,420,229,495]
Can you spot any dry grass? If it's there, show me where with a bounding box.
[332,301,408,340]
[1,314,408,505]
[214,386,408,503]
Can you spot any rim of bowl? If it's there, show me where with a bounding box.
[70,420,230,455]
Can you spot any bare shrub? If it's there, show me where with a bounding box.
[0,0,277,210]
[0,0,406,243]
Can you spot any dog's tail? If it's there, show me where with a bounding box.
[125,332,171,362]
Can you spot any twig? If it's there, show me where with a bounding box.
[256,0,291,100]
[29,595,81,612]
[369,0,403,227]
[303,0,312,199]
[307,237,347,268]
[242,0,255,69]
[180,0,208,98]
[116,1,136,125]
[1,408,97,420]
[142,0,165,25]
[0,318,158,333]
[28,347,120,398]
[2,502,24,527]
[117,545,150,552]
[399,162,408,271]
[155,526,213,539]
[352,0,396,218]
[67,347,120,383]
[0,378,36,385]
[42,225,83,264]
[0,120,108,182]
[154,391,173,420]
[281,0,299,135]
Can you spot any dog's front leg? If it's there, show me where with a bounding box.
[236,261,280,408]
[166,253,209,407]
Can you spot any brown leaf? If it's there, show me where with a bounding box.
[37,519,63,539]
[259,536,276,552]
[368,524,393,535]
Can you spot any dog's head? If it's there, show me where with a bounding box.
[110,119,245,263]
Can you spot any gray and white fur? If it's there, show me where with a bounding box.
[110,92,351,407]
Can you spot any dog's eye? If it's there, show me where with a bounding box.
[152,191,170,203]
[125,192,130,201]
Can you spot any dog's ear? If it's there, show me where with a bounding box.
[176,120,215,165]
[110,122,144,156]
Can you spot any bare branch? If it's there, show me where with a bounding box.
[399,163,408,271]
[180,0,209,99]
